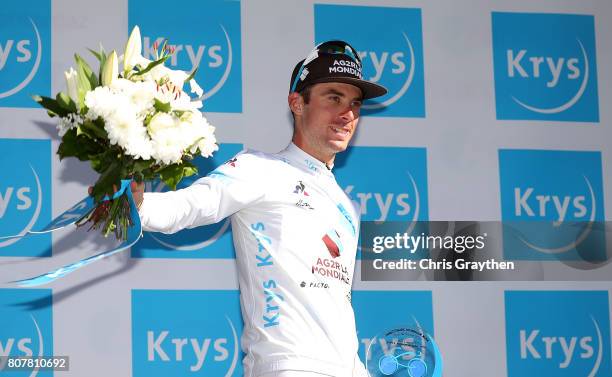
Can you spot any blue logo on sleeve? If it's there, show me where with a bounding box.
[132,290,243,377]
[499,149,605,261]
[0,289,53,377]
[353,291,434,371]
[0,0,50,108]
[315,4,425,117]
[132,143,243,259]
[505,291,611,376]
[0,139,51,257]
[129,0,242,113]
[492,12,599,122]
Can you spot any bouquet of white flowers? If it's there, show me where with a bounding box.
[34,26,218,240]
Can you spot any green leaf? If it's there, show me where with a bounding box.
[183,163,198,178]
[184,66,198,83]
[87,48,102,62]
[157,162,198,190]
[74,54,94,107]
[132,55,169,77]
[32,95,69,117]
[75,53,98,88]
[97,49,107,82]
[157,165,182,190]
[77,119,108,140]
[88,44,106,62]
[173,110,187,118]
[141,166,160,182]
[57,129,80,160]
[90,148,118,174]
[154,98,171,113]
[185,161,197,174]
[58,128,105,161]
[92,159,123,202]
[132,159,153,173]
[56,92,77,113]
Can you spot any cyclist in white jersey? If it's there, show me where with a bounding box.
[135,41,387,377]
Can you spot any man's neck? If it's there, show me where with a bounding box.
[291,140,335,168]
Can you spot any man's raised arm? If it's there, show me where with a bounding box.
[137,151,266,234]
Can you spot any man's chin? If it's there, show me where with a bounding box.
[328,141,349,154]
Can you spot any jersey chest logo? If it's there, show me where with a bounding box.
[292,180,315,210]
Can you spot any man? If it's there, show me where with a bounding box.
[134,41,387,377]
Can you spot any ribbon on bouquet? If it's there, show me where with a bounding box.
[6,180,142,287]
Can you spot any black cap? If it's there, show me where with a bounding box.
[289,40,388,100]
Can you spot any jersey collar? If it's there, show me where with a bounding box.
[279,143,335,178]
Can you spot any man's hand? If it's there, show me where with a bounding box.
[88,181,145,210]
[131,181,144,209]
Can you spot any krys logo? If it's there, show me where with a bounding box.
[0,139,51,257]
[492,12,599,122]
[132,143,242,259]
[335,147,429,240]
[0,289,53,377]
[129,0,242,113]
[132,290,243,377]
[505,291,611,376]
[499,149,605,261]
[0,0,50,108]
[315,4,425,117]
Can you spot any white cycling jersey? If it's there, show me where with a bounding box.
[139,143,367,377]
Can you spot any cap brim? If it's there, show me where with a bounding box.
[308,76,388,100]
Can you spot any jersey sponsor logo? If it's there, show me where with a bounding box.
[498,149,605,260]
[0,0,50,108]
[129,0,242,113]
[322,230,341,258]
[132,143,242,259]
[295,199,314,210]
[293,180,314,210]
[250,221,273,267]
[315,4,425,117]
[311,257,350,285]
[0,139,51,257]
[0,289,53,377]
[492,12,599,122]
[293,181,309,196]
[262,280,283,328]
[299,280,329,289]
[132,290,242,376]
[505,291,611,376]
[353,291,434,365]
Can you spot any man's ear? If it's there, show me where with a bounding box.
[288,92,304,115]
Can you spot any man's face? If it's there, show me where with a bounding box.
[292,82,363,162]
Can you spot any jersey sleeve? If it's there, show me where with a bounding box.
[139,150,266,234]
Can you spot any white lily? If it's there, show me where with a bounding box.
[189,79,204,98]
[64,67,79,108]
[101,50,118,86]
[124,26,142,73]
